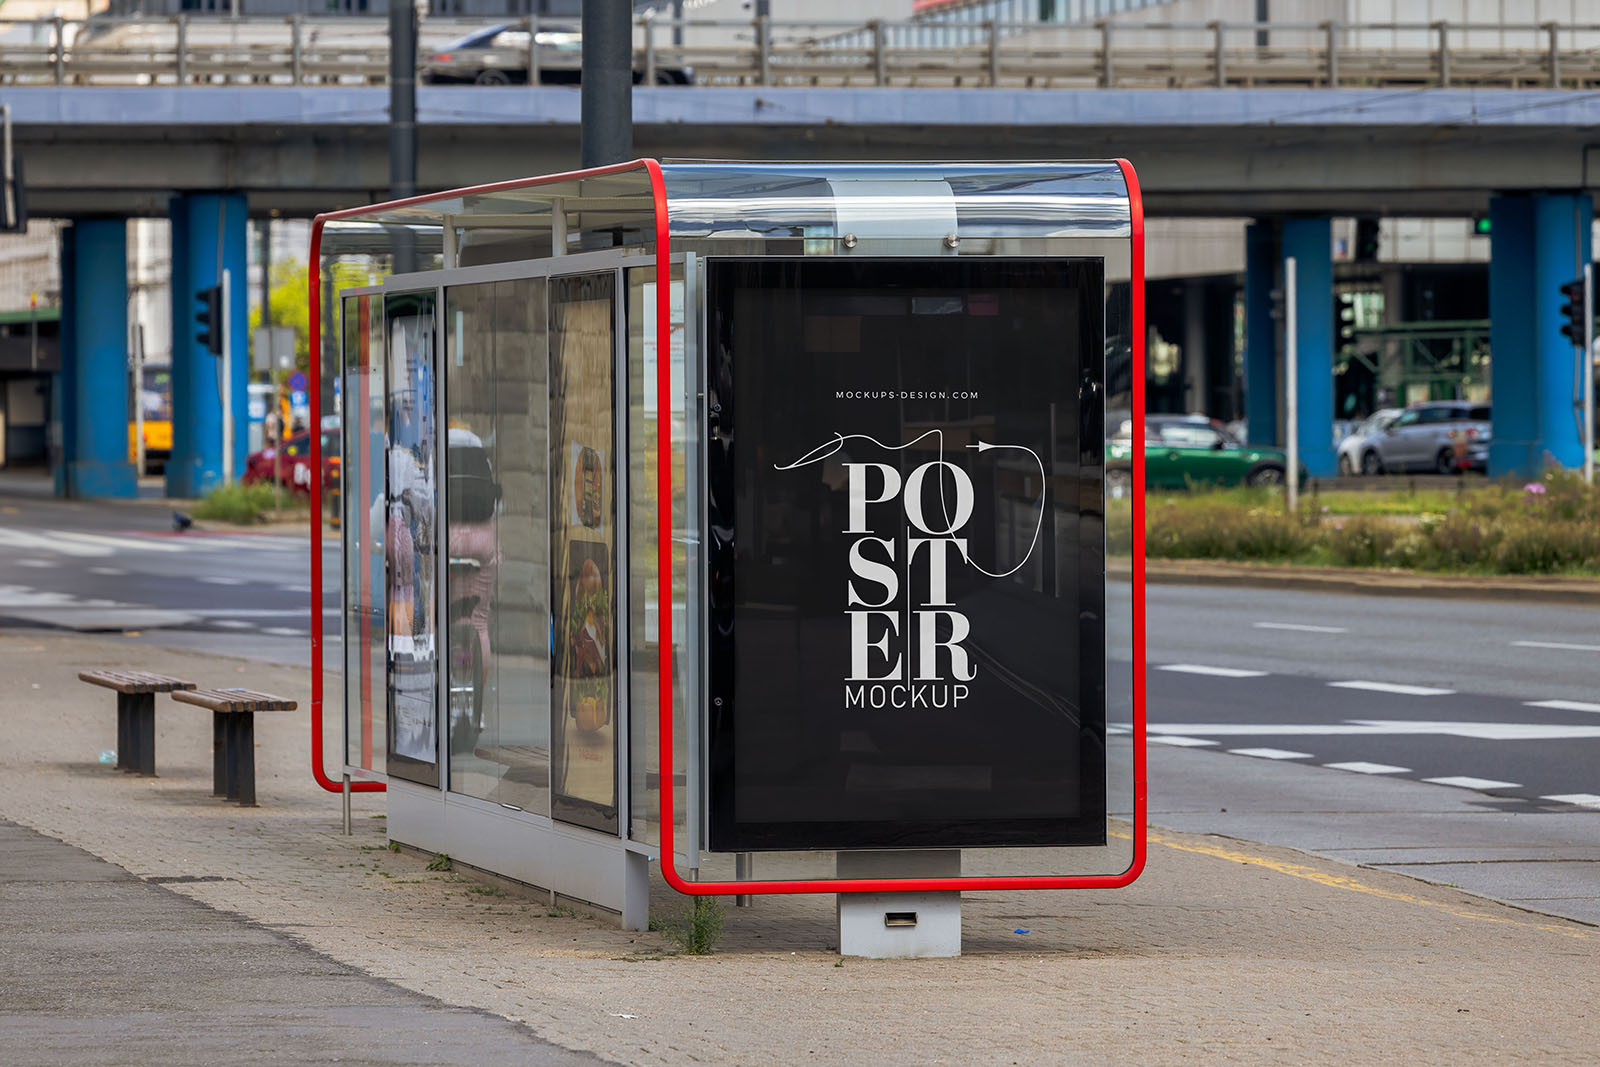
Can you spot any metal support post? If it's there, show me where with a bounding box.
[1211,21,1225,87]
[134,692,156,777]
[1100,21,1114,88]
[221,267,233,484]
[755,15,770,86]
[872,20,887,86]
[643,17,656,85]
[1435,22,1450,87]
[53,16,65,84]
[342,774,352,834]
[528,15,541,87]
[175,15,187,84]
[1546,23,1561,88]
[1585,262,1594,486]
[580,0,632,167]
[1286,256,1300,513]
[735,853,753,907]
[1324,21,1339,87]
[985,21,1000,86]
[290,14,304,85]
[213,711,227,795]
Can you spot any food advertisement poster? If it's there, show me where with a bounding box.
[706,258,1108,853]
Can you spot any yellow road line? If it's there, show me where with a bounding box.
[1112,829,1595,942]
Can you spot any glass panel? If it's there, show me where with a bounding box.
[343,292,387,777]
[549,272,620,834]
[445,277,552,815]
[705,257,1106,853]
[626,263,693,852]
[385,290,441,788]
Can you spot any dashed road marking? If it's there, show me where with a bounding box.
[1512,639,1600,653]
[1423,775,1521,791]
[262,626,306,636]
[1253,621,1349,634]
[1229,747,1312,760]
[211,620,255,630]
[1329,680,1456,696]
[51,530,184,554]
[200,576,247,586]
[88,566,127,576]
[1324,761,1410,775]
[1525,699,1600,714]
[1158,664,1269,678]
[1542,794,1600,809]
[16,559,53,568]
[1150,736,1217,747]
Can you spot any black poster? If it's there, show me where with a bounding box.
[706,257,1107,853]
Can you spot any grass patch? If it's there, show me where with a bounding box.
[650,896,725,955]
[1116,470,1600,576]
[190,481,307,525]
[426,853,453,872]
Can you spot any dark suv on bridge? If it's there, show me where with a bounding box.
[420,23,694,86]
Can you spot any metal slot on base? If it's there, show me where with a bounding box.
[883,911,918,928]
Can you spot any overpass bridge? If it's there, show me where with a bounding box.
[6,21,1597,496]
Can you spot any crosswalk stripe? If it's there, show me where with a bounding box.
[0,528,107,557]
[1542,794,1600,809]
[1423,775,1520,790]
[1525,699,1600,714]
[1229,748,1312,760]
[1158,664,1269,678]
[1329,680,1455,696]
[1323,761,1410,775]
[1150,736,1217,747]
[49,530,184,553]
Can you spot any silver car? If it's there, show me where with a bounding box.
[1347,402,1491,475]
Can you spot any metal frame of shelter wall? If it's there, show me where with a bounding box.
[308,157,1149,896]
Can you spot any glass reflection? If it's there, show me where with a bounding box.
[343,293,387,777]
[445,278,552,814]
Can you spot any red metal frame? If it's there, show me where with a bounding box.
[307,160,656,794]
[654,159,1148,895]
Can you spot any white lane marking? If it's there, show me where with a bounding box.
[262,626,306,636]
[1253,622,1349,634]
[50,530,184,553]
[1150,736,1218,747]
[1525,699,1600,714]
[1512,640,1600,653]
[1158,664,1270,678]
[1423,775,1521,791]
[1229,748,1312,760]
[1542,794,1600,809]
[1329,680,1455,696]
[0,528,107,557]
[211,620,255,630]
[284,586,312,594]
[88,566,127,576]
[190,608,338,618]
[16,559,54,568]
[1324,761,1411,775]
[199,576,246,586]
[1148,720,1600,741]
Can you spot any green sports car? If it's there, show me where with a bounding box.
[1107,415,1301,493]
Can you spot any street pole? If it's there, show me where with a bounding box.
[133,322,145,478]
[1586,261,1594,487]
[581,0,633,168]
[222,267,234,485]
[1285,256,1299,512]
[390,0,418,272]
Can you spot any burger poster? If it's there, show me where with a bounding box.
[549,273,618,832]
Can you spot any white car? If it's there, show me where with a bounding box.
[1336,409,1402,475]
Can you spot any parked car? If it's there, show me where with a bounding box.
[1336,408,1403,475]
[1348,401,1491,475]
[1106,414,1303,493]
[420,23,695,86]
[243,427,339,493]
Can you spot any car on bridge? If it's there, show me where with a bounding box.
[1345,401,1490,475]
[420,23,694,86]
[1108,414,1302,494]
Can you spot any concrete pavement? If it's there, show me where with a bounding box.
[1,628,1597,1063]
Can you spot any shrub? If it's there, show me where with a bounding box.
[190,482,301,524]
[1325,517,1400,568]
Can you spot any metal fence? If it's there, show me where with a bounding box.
[3,15,1599,89]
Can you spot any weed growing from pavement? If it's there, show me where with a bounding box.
[426,853,453,872]
[191,482,308,525]
[386,841,401,853]
[650,896,725,955]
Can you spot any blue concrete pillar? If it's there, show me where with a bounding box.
[1282,217,1336,477]
[167,192,249,498]
[1488,193,1592,478]
[1243,221,1278,447]
[63,220,137,499]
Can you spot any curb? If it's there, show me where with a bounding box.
[1109,557,1600,605]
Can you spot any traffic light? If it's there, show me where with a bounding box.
[1336,292,1356,347]
[1559,277,1585,347]
[1355,218,1380,263]
[194,285,222,355]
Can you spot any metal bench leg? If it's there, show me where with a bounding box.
[213,711,226,796]
[223,715,239,800]
[117,692,133,772]
[234,713,256,807]
[134,692,156,777]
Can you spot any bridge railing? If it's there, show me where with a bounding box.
[2,15,1599,89]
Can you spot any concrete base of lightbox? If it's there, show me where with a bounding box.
[835,849,961,959]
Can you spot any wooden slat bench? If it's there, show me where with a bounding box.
[78,670,198,777]
[169,688,297,806]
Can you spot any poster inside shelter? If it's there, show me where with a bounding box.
[706,258,1108,852]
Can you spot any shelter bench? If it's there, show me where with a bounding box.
[78,670,197,777]
[170,688,298,806]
